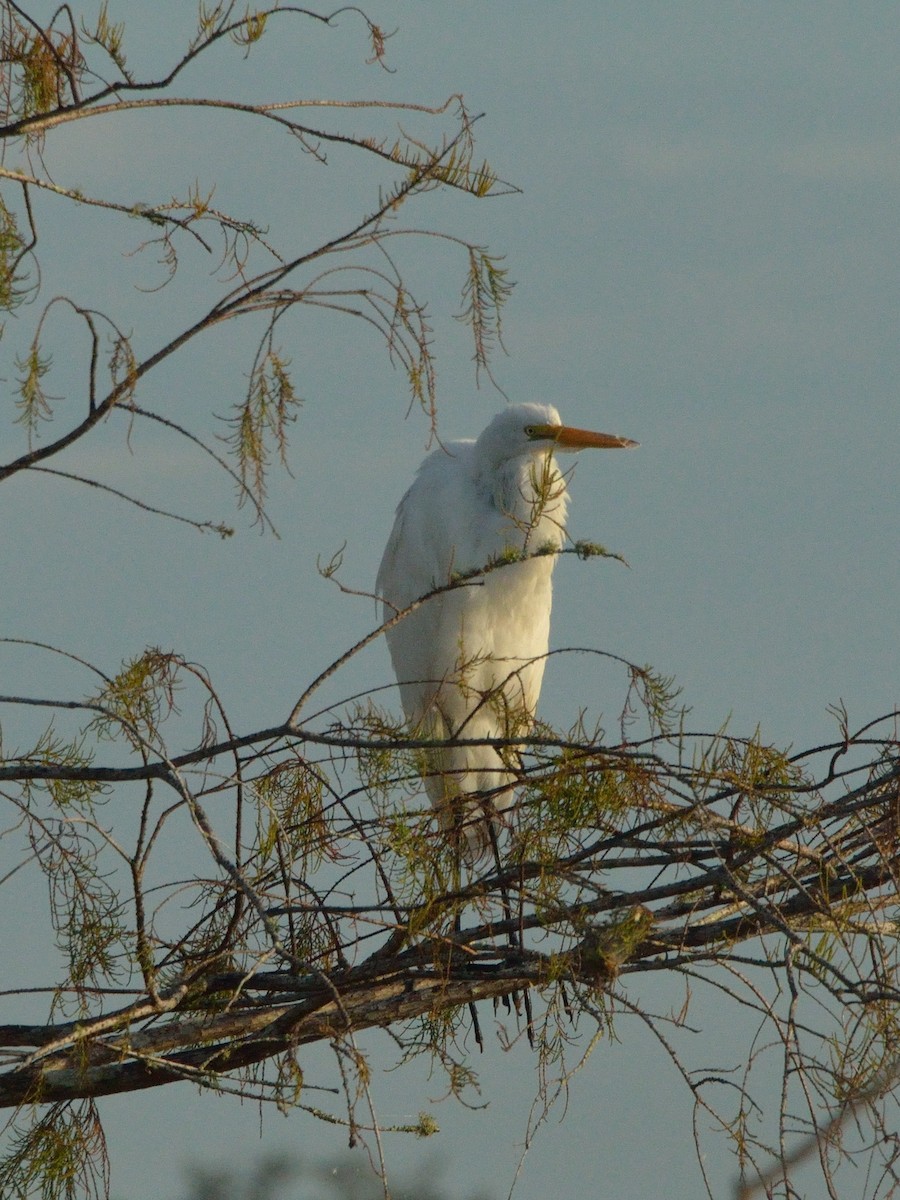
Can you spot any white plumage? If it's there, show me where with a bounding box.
[376,402,637,856]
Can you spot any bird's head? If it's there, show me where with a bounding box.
[478,403,638,465]
[523,411,638,453]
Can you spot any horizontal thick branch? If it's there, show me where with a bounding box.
[0,957,549,1107]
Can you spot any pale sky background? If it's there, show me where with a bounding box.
[2,3,899,1198]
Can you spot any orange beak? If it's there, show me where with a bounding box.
[529,423,639,450]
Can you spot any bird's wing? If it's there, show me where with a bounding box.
[377,441,476,608]
[376,443,475,726]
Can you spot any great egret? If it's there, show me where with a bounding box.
[377,402,637,857]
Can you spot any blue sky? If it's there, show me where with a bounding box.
[2,3,899,1197]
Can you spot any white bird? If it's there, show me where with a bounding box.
[376,402,637,857]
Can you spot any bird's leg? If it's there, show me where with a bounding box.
[516,846,535,1047]
[448,833,484,1054]
[468,995,484,1052]
[481,802,512,1014]
[486,804,534,1048]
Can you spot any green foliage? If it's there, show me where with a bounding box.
[252,759,330,884]
[0,1102,108,1200]
[624,663,684,737]
[46,834,126,1001]
[571,906,654,983]
[456,248,513,381]
[107,332,137,406]
[19,728,102,815]
[12,730,124,1005]
[82,3,126,72]
[0,196,32,315]
[571,539,628,566]
[226,348,301,511]
[89,649,183,749]
[348,702,416,806]
[14,344,54,441]
[231,11,267,48]
[517,739,627,859]
[427,147,498,199]
[8,27,79,129]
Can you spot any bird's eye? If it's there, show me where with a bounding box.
[524,425,538,439]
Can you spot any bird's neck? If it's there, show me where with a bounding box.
[488,451,569,549]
